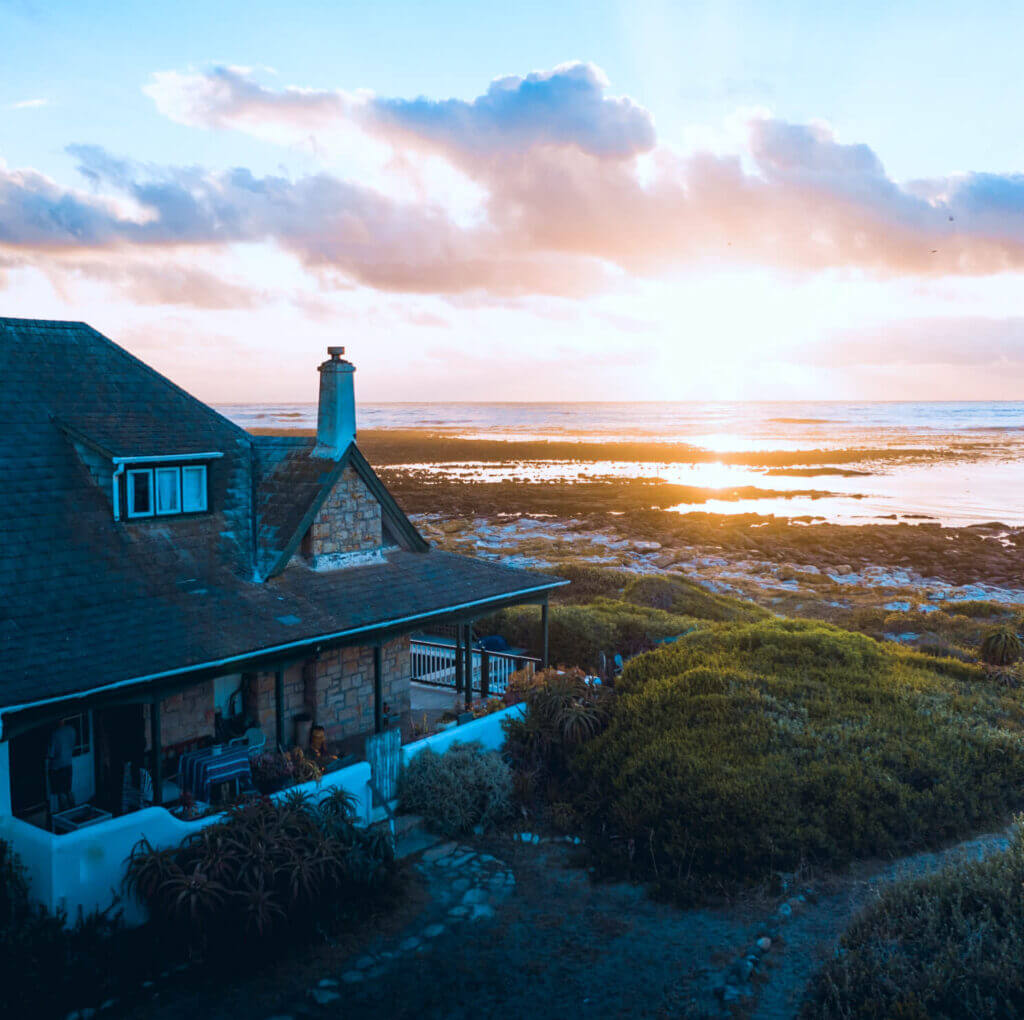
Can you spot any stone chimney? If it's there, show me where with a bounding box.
[313,346,356,459]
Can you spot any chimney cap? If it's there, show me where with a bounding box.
[327,345,346,359]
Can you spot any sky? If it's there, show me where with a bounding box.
[4,0,1024,403]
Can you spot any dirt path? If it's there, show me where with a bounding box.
[139,828,1013,1020]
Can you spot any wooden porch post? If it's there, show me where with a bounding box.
[480,648,491,699]
[541,598,550,669]
[465,622,474,709]
[150,698,163,806]
[454,625,464,694]
[274,668,285,750]
[373,644,384,734]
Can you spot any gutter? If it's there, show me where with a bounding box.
[0,579,569,736]
[112,452,225,465]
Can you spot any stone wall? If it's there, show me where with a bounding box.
[306,637,410,743]
[141,638,409,756]
[143,681,215,751]
[305,465,382,567]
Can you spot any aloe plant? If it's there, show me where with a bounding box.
[980,626,1022,666]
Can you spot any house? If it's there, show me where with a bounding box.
[0,317,563,918]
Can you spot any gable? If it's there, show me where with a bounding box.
[255,440,427,579]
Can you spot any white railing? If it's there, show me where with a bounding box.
[410,640,538,696]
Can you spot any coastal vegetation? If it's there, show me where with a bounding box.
[506,619,1024,903]
[804,821,1024,1018]
[399,742,514,836]
[124,791,400,953]
[479,572,766,672]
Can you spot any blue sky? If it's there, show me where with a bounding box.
[4,0,1024,402]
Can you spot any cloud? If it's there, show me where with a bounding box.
[139,64,1024,283]
[808,317,1024,366]
[7,63,1024,304]
[8,98,48,110]
[146,62,655,159]
[0,146,606,296]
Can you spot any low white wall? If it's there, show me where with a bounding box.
[0,758,373,926]
[401,702,525,766]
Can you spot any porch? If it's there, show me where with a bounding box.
[1,599,550,837]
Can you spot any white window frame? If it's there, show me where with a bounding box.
[181,464,208,513]
[154,466,182,515]
[126,468,154,518]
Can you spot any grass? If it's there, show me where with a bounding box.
[804,821,1024,1019]
[558,618,1024,902]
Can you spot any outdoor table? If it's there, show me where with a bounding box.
[178,744,252,801]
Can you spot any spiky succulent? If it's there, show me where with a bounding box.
[980,626,1022,667]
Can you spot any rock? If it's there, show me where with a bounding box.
[399,936,422,951]
[756,937,772,952]
[448,905,469,917]
[355,956,376,970]
[309,989,341,1005]
[778,902,793,918]
[470,903,495,921]
[632,540,662,552]
[462,887,487,904]
[341,971,365,984]
[318,979,339,988]
[423,923,445,938]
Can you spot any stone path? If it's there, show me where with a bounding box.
[294,840,516,1014]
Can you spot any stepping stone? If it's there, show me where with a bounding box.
[462,887,487,904]
[469,904,495,921]
[400,936,421,951]
[318,979,339,989]
[452,878,471,892]
[448,905,469,918]
[341,972,365,984]
[423,923,445,938]
[309,989,341,1005]
[422,842,459,862]
[355,956,376,970]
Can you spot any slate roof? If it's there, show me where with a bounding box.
[0,317,564,724]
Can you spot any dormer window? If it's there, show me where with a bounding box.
[125,464,208,519]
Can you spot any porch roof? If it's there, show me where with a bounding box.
[1,549,564,731]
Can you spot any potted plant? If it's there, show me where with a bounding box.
[251,750,295,794]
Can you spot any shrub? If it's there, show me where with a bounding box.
[803,820,1024,1019]
[124,792,398,953]
[980,625,1022,666]
[557,619,1024,902]
[476,598,701,671]
[503,668,612,808]
[548,564,633,603]
[400,741,514,836]
[623,574,767,623]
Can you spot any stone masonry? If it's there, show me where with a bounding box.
[142,638,408,756]
[306,637,410,743]
[305,465,382,566]
[143,680,216,751]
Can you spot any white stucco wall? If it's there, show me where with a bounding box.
[0,758,373,926]
[0,742,11,817]
[400,702,524,766]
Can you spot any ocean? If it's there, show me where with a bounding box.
[217,401,1024,527]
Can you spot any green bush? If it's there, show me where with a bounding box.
[623,574,768,623]
[804,821,1024,1019]
[548,564,633,603]
[400,741,514,836]
[556,619,1024,902]
[952,599,1013,618]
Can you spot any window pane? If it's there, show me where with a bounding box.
[155,468,181,514]
[129,470,152,515]
[182,465,207,512]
